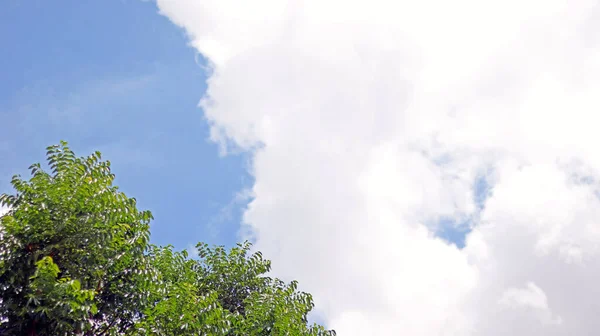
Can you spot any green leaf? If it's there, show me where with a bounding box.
[0,142,333,336]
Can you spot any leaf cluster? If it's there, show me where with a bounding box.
[0,142,335,336]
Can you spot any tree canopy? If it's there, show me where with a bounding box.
[0,141,334,336]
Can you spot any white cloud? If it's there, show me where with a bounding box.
[185,243,200,259]
[0,206,9,242]
[0,206,8,218]
[498,282,562,326]
[156,0,600,334]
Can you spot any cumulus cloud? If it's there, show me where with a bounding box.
[498,282,562,326]
[156,0,600,334]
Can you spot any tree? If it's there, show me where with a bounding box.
[0,142,334,336]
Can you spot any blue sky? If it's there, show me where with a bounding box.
[0,0,251,250]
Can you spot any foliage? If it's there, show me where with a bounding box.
[0,141,334,336]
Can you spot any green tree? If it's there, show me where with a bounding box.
[0,142,334,336]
